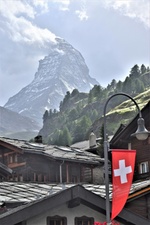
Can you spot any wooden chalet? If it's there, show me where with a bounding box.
[0,180,150,225]
[110,101,150,180]
[108,101,150,224]
[0,137,104,184]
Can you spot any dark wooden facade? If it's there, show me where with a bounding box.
[0,139,98,184]
[110,101,150,180]
[12,153,94,183]
[109,101,150,223]
[126,191,150,220]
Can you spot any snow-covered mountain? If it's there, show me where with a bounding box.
[4,38,99,124]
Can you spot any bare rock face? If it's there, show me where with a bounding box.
[4,38,99,124]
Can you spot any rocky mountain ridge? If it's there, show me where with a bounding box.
[0,106,40,140]
[4,38,99,125]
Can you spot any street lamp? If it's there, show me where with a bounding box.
[103,92,150,225]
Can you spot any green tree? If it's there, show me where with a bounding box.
[129,64,140,79]
[140,64,146,75]
[61,91,71,110]
[147,66,150,72]
[49,129,60,145]
[122,77,132,93]
[59,101,63,112]
[43,110,49,123]
[58,127,72,146]
[90,109,98,122]
[71,89,79,97]
[69,108,78,120]
[134,79,144,93]
[54,109,58,113]
[116,80,122,92]
[88,90,93,104]
[92,85,103,99]
[49,109,53,118]
[73,116,92,143]
[110,79,117,91]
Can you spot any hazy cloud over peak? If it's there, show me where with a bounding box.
[0,0,56,46]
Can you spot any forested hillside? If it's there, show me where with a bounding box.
[38,64,150,145]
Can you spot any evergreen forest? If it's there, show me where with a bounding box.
[38,64,150,146]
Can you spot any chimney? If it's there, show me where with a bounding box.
[89,131,96,148]
[34,135,42,143]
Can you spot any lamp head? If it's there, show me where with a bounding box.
[131,117,150,140]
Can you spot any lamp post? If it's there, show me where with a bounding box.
[103,92,150,225]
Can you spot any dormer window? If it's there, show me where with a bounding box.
[139,161,149,174]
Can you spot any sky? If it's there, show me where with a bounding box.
[0,0,150,106]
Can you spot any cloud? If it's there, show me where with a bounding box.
[0,0,35,18]
[103,0,150,28]
[75,9,88,21]
[0,0,56,47]
[74,0,88,21]
[0,0,149,106]
[31,0,49,13]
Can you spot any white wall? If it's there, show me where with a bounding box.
[27,203,106,225]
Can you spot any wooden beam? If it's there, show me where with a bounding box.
[0,141,23,154]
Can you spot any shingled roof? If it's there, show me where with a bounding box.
[0,180,150,225]
[0,137,103,165]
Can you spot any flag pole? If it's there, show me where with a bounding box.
[103,92,149,224]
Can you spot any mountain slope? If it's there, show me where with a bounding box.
[90,89,150,137]
[4,38,99,124]
[0,106,40,139]
[38,67,150,145]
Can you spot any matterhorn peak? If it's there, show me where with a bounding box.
[5,38,99,124]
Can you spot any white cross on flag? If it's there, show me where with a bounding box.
[111,150,136,221]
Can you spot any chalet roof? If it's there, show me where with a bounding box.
[0,180,150,225]
[0,137,102,165]
[0,179,149,204]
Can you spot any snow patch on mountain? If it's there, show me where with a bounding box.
[4,38,99,125]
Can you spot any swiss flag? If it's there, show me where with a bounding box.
[111,150,136,220]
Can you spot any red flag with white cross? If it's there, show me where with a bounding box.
[111,150,136,220]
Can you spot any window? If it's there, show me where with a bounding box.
[139,162,149,174]
[81,167,92,183]
[47,216,67,225]
[14,154,18,163]
[9,155,13,164]
[75,216,94,225]
[8,154,18,164]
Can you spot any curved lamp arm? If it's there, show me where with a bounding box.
[104,92,149,141]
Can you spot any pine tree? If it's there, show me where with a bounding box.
[129,64,140,79]
[59,127,72,146]
[140,64,146,75]
[71,89,79,97]
[43,110,49,123]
